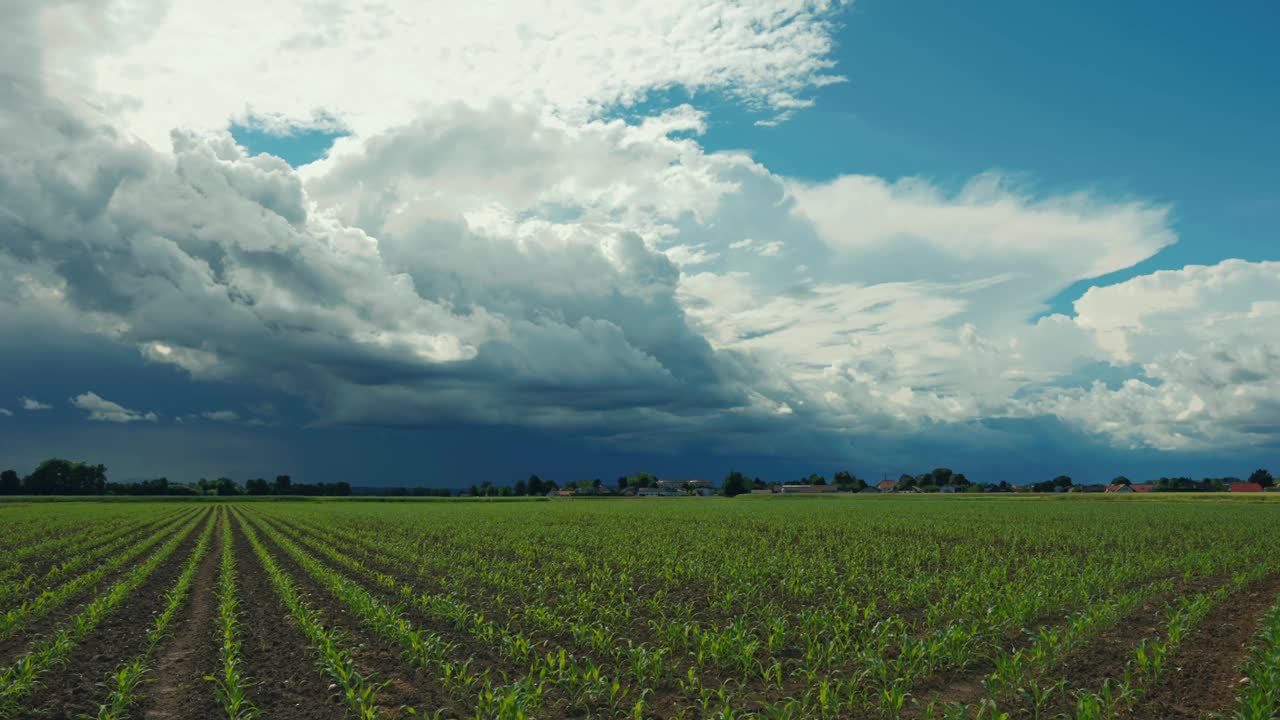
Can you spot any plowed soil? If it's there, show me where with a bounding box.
[23,511,212,719]
[228,511,346,720]
[241,513,450,719]
[137,515,223,719]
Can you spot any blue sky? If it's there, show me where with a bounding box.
[3,0,1278,487]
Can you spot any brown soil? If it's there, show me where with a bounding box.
[137,513,224,719]
[1136,573,1280,719]
[0,512,186,606]
[23,510,213,720]
[0,513,197,665]
[228,511,345,720]
[235,511,449,720]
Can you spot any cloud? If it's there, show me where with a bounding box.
[20,397,52,411]
[5,0,1279,462]
[71,392,159,423]
[200,410,240,422]
[1029,260,1280,449]
[0,408,12,416]
[62,0,849,149]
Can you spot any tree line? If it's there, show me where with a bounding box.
[0,459,350,496]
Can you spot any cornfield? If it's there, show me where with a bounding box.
[1,495,1278,719]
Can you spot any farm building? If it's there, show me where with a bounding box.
[637,487,682,497]
[1131,484,1152,493]
[655,479,713,492]
[779,484,838,494]
[1105,484,1134,493]
[939,485,959,493]
[750,489,774,495]
[876,480,897,492]
[1229,483,1265,493]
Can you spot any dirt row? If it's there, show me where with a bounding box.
[25,510,215,719]
[232,510,450,719]
[11,508,1280,720]
[0,510,200,666]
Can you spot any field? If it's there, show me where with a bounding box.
[1,496,1279,719]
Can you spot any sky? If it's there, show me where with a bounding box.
[1,0,1277,487]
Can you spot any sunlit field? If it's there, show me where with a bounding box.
[2,496,1279,719]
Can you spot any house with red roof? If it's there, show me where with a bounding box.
[1105,484,1134,493]
[876,479,897,493]
[1131,484,1152,493]
[1229,482,1264,493]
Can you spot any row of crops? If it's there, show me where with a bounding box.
[0,497,1278,719]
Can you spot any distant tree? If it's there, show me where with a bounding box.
[1054,475,1073,488]
[626,472,658,488]
[514,479,528,496]
[951,473,971,487]
[833,471,866,491]
[1111,476,1131,486]
[898,473,916,491]
[930,468,954,486]
[722,471,751,497]
[24,459,106,495]
[274,475,292,493]
[808,473,826,486]
[592,478,603,491]
[214,477,241,496]
[526,475,544,496]
[752,477,767,490]
[1248,468,1274,488]
[0,470,19,495]
[246,478,271,495]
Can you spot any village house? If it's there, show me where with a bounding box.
[876,479,897,493]
[1105,484,1134,493]
[1229,482,1265,493]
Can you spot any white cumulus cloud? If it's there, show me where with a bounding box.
[71,392,159,423]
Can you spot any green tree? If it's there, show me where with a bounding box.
[930,468,954,486]
[274,475,292,493]
[808,473,826,485]
[722,471,751,497]
[25,459,106,495]
[1248,468,1274,488]
[214,477,240,496]
[1111,476,1131,486]
[0,470,19,495]
[245,478,271,495]
[514,478,528,496]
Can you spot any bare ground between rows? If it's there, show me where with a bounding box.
[23,512,212,720]
[262,514,697,719]
[136,514,223,720]
[0,515,180,615]
[266,514,971,719]
[0,516,196,666]
[239,512,450,720]
[1030,571,1276,719]
[226,511,344,720]
[901,572,1217,717]
[1135,571,1280,720]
